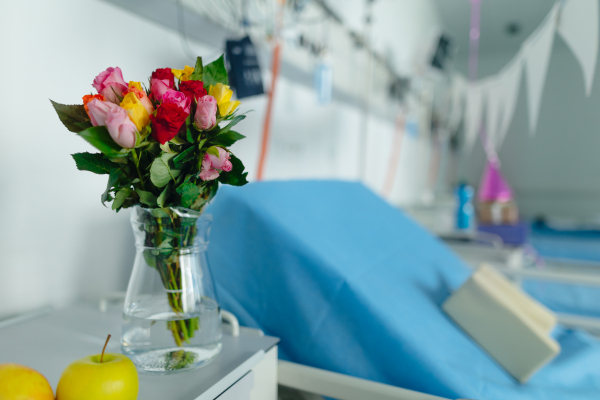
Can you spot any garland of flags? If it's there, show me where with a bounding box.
[449,0,599,153]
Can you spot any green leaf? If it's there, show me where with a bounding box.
[186,125,195,143]
[218,154,248,186]
[202,55,228,88]
[210,130,246,147]
[206,146,220,158]
[173,146,196,169]
[77,126,128,158]
[101,168,122,206]
[74,121,93,130]
[72,152,113,174]
[136,189,158,207]
[112,189,130,210]
[109,156,128,164]
[191,196,208,211]
[150,153,181,188]
[190,57,204,81]
[170,137,188,146]
[157,184,172,208]
[219,115,245,134]
[176,182,202,208]
[50,100,89,133]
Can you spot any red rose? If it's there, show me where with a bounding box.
[179,80,207,102]
[150,103,188,144]
[151,68,175,89]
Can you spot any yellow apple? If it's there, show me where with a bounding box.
[0,363,55,400]
[56,335,138,400]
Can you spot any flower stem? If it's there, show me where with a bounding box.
[131,149,145,190]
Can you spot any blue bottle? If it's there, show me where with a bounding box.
[456,182,474,230]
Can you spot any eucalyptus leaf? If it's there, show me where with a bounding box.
[150,153,181,188]
[72,152,113,174]
[50,100,89,133]
[190,57,204,81]
[202,55,228,88]
[77,126,128,158]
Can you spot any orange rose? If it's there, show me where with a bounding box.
[82,94,105,113]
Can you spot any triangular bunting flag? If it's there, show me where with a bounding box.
[464,81,485,153]
[497,54,524,148]
[484,76,503,150]
[557,0,599,96]
[522,2,559,135]
[448,74,467,133]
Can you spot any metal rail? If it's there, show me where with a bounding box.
[278,360,451,400]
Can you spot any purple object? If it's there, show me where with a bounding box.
[478,221,529,246]
[478,160,513,202]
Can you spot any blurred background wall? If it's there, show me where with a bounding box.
[2,0,599,320]
[0,0,441,317]
[439,0,600,220]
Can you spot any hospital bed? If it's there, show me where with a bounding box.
[444,234,600,338]
[206,181,600,400]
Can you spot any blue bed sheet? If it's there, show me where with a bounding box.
[524,227,600,318]
[206,181,600,399]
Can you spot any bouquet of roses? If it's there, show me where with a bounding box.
[51,55,247,211]
[51,56,247,348]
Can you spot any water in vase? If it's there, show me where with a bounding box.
[122,297,222,373]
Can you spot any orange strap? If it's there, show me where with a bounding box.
[256,42,282,181]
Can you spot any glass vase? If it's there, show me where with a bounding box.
[121,206,222,374]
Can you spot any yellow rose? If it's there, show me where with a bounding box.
[128,81,143,91]
[120,92,150,131]
[171,65,195,82]
[209,83,240,116]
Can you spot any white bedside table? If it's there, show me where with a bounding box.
[0,303,279,400]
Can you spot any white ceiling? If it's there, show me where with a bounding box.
[432,0,556,57]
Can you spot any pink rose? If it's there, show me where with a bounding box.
[87,99,121,126]
[150,78,171,102]
[162,90,191,114]
[194,95,217,130]
[199,147,232,181]
[105,106,137,149]
[92,67,128,103]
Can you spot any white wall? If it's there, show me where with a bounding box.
[0,0,440,318]
[455,34,600,220]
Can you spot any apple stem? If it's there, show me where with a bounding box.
[100,334,111,363]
